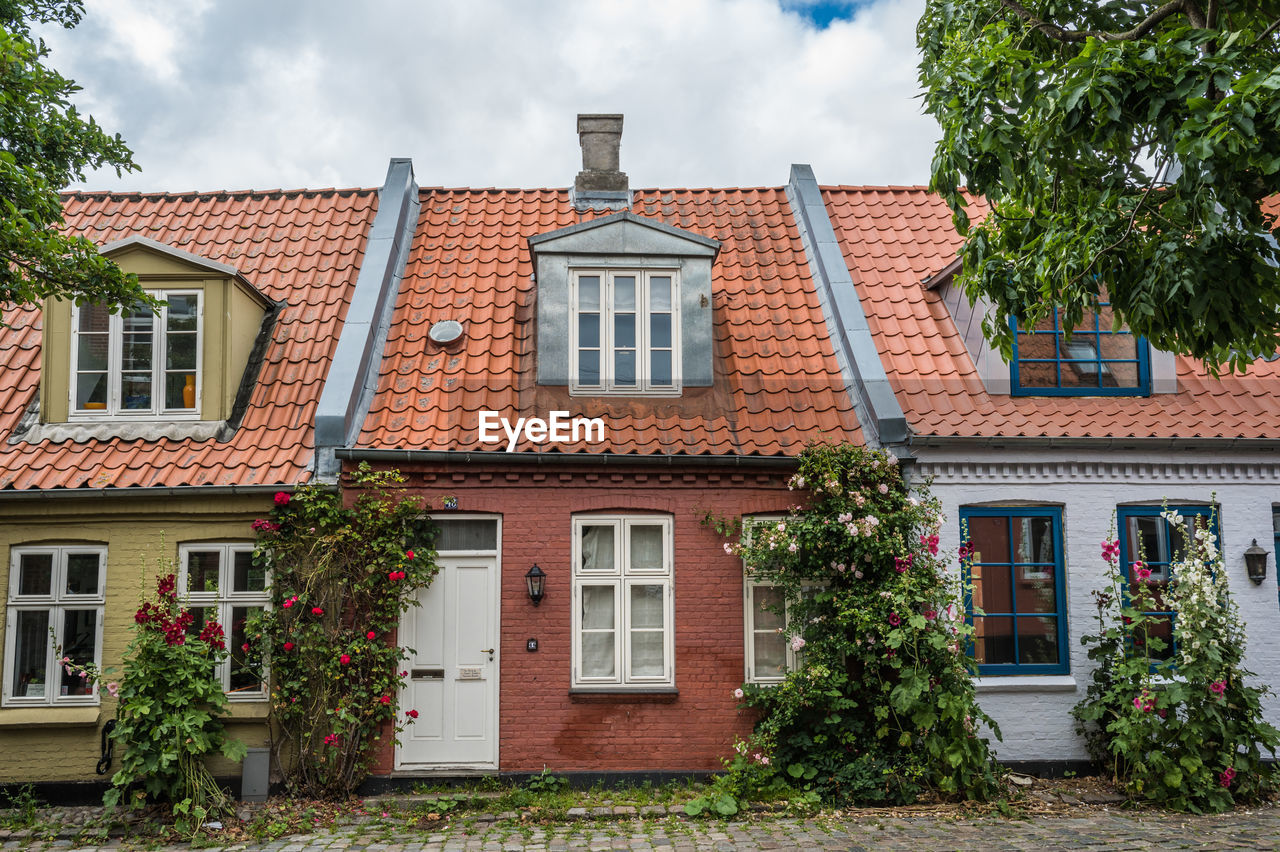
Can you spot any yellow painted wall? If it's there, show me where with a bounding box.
[0,493,275,783]
[41,244,268,423]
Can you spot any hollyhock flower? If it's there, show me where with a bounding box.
[406,709,419,719]
[888,612,901,627]
[924,608,938,620]
[1133,690,1155,712]
[340,654,351,665]
[367,631,377,640]
[312,606,324,616]
[1220,767,1236,787]
[106,682,120,698]
[1134,566,1153,582]
[1210,679,1227,696]
[733,688,744,699]
[274,491,291,505]
[380,694,391,705]
[283,642,295,651]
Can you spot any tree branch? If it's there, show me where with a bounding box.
[999,0,1189,42]
[1258,14,1280,43]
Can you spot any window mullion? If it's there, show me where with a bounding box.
[153,303,166,415]
[109,311,122,416]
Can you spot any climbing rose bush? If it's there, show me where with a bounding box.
[707,443,1000,808]
[248,464,438,798]
[1073,508,1279,811]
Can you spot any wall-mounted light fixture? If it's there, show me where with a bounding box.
[525,563,546,606]
[1244,539,1269,586]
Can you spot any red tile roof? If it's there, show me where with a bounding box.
[824,186,1280,440]
[0,188,378,491]
[357,187,861,456]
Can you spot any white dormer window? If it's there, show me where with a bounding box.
[70,292,202,418]
[569,269,680,395]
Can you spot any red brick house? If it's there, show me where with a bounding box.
[329,118,864,774]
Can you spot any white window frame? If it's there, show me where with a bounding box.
[740,516,799,684]
[571,515,674,688]
[70,290,203,419]
[569,269,681,396]
[178,543,269,700]
[3,546,106,707]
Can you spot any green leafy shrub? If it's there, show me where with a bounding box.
[1073,508,1280,811]
[248,464,438,798]
[704,443,1000,808]
[102,572,244,829]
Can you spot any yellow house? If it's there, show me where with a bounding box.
[0,160,419,790]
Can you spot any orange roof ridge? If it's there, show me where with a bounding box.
[62,186,378,201]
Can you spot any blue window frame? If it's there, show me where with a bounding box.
[1271,507,1279,610]
[1009,303,1150,396]
[960,506,1068,675]
[1115,505,1216,663]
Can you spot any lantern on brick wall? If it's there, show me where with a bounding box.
[1244,539,1269,586]
[525,563,546,606]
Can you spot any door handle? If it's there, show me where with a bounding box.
[481,647,495,660]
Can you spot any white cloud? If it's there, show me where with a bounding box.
[37,0,940,192]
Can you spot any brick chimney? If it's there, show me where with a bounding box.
[573,114,629,210]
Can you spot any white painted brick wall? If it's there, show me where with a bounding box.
[915,447,1280,764]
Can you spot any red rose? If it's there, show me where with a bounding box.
[406,709,419,718]
[380,695,391,705]
[367,631,376,640]
[274,491,291,505]
[241,643,250,652]
[312,607,324,616]
[283,641,295,651]
[340,654,351,665]
[406,550,414,560]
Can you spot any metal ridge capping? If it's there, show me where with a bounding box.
[786,164,907,447]
[314,158,419,478]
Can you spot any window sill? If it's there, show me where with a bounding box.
[225,701,271,719]
[0,706,101,727]
[569,687,678,701]
[974,675,1077,694]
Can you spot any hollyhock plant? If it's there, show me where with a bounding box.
[1074,508,1279,812]
[697,443,998,812]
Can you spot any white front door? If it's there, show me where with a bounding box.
[397,554,498,768]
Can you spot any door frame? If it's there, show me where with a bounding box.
[395,513,502,771]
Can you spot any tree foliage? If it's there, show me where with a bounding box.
[919,1,1280,372]
[1,0,155,319]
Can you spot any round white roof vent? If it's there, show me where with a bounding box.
[428,320,463,345]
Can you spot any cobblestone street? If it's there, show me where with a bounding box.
[6,808,1280,851]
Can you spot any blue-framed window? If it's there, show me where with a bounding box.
[1010,303,1150,396]
[1116,505,1216,663]
[960,506,1068,675]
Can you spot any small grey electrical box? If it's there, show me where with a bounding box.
[241,747,269,802]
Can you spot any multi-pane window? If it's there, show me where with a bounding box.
[960,507,1068,674]
[571,270,679,394]
[572,516,673,687]
[1116,505,1215,663]
[4,547,105,705]
[179,544,269,698]
[1010,302,1149,395]
[745,582,791,683]
[72,292,201,416]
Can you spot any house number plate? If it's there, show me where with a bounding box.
[457,667,483,680]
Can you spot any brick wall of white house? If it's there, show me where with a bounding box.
[913,447,1280,764]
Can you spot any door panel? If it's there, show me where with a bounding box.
[397,554,497,768]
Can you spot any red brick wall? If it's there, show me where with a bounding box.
[356,460,796,774]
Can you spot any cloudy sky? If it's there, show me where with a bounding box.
[40,0,938,193]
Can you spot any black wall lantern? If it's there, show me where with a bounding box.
[525,563,546,606]
[1244,539,1269,586]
